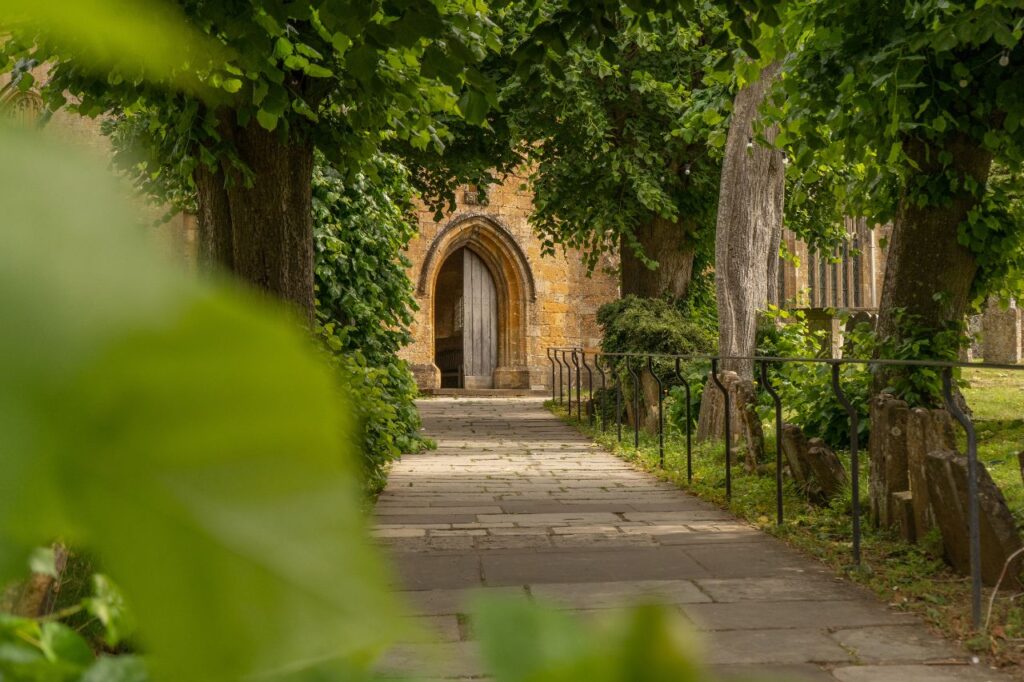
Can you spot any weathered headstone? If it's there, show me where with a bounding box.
[781,424,847,504]
[982,299,1022,364]
[868,394,910,528]
[924,449,1023,586]
[905,407,958,541]
[781,424,812,488]
[806,437,849,501]
[891,491,916,543]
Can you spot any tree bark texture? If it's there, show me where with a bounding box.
[193,113,317,325]
[194,160,233,271]
[697,63,784,444]
[873,133,993,396]
[620,215,696,300]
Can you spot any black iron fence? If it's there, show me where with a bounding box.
[547,346,1024,630]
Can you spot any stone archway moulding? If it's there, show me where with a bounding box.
[419,213,535,389]
[417,212,536,301]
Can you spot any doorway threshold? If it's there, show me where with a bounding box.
[420,388,549,398]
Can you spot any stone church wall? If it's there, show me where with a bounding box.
[400,175,620,391]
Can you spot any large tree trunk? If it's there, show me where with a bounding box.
[874,133,993,397]
[620,215,696,299]
[697,63,784,445]
[194,160,233,271]
[193,115,317,324]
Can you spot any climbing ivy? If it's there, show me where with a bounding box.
[312,155,426,492]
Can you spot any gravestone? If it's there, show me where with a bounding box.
[781,424,813,492]
[904,407,958,541]
[924,449,1023,586]
[781,424,848,504]
[982,300,1022,364]
[868,394,910,528]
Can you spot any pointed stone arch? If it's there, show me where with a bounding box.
[418,213,535,389]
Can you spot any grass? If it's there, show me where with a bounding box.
[548,380,1024,669]
[963,368,1024,528]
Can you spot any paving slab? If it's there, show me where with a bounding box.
[373,397,1017,680]
[830,664,1003,681]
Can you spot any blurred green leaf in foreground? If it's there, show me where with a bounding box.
[0,122,403,681]
[473,597,707,682]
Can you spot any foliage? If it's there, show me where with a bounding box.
[598,295,717,357]
[756,307,871,449]
[756,306,971,447]
[312,155,426,492]
[499,4,731,277]
[3,0,501,184]
[771,0,1024,305]
[473,596,707,682]
[0,125,402,681]
[597,295,716,431]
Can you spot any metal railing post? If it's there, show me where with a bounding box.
[674,357,693,483]
[760,361,784,526]
[710,358,731,500]
[572,348,582,422]
[831,363,861,565]
[943,366,981,629]
[547,348,556,403]
[595,354,607,431]
[581,351,594,426]
[555,349,565,404]
[627,356,640,451]
[648,356,664,468]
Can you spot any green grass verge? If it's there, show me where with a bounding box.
[548,390,1024,668]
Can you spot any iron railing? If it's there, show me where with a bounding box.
[547,346,1024,630]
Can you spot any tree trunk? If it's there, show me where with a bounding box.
[620,215,696,299]
[873,133,993,399]
[194,160,233,271]
[697,63,784,444]
[193,116,317,324]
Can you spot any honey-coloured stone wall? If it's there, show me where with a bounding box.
[400,175,620,390]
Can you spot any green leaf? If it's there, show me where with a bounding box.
[28,546,57,578]
[83,574,134,647]
[81,656,150,682]
[39,623,93,667]
[0,0,225,88]
[458,89,490,125]
[256,108,279,131]
[0,127,403,681]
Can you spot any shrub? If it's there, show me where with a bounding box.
[756,306,970,451]
[598,295,716,432]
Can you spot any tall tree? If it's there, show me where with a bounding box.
[695,61,785,441]
[3,0,499,323]
[501,7,732,299]
[776,0,1024,395]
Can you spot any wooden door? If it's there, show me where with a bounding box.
[462,248,498,388]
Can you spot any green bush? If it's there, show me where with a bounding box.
[756,306,970,450]
[312,155,427,493]
[597,295,716,432]
[756,307,871,449]
[597,295,716,356]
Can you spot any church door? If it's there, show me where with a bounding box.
[462,248,498,388]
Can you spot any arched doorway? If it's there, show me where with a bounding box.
[434,247,499,388]
[419,215,535,389]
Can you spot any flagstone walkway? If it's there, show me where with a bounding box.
[375,398,1011,681]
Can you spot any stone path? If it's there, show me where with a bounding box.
[375,398,1012,681]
